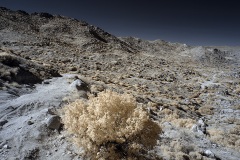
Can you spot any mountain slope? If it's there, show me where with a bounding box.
[0,7,240,160]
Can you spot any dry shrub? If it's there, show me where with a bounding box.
[223,117,240,124]
[175,152,189,160]
[158,109,195,128]
[208,126,240,151]
[62,90,161,159]
[163,112,196,128]
[234,86,240,94]
[198,105,214,115]
[189,151,203,160]
[232,105,240,110]
[235,139,240,147]
[208,128,224,144]
[229,125,240,135]
[160,145,175,160]
[170,141,195,154]
[160,141,196,160]
[171,118,196,128]
[160,108,173,115]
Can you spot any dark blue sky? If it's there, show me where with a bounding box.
[0,0,239,46]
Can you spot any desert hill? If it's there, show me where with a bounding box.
[0,7,240,160]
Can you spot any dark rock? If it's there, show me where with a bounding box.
[43,81,50,84]
[70,79,89,91]
[23,148,39,159]
[46,115,61,130]
[46,108,57,115]
[27,121,34,125]
[70,67,78,71]
[0,120,8,126]
[89,28,108,43]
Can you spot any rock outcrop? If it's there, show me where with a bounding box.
[0,50,60,85]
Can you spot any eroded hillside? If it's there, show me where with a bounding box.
[0,7,240,160]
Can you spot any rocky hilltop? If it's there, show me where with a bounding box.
[0,7,240,160]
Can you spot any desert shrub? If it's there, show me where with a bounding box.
[232,105,240,110]
[160,142,197,160]
[198,105,214,115]
[189,151,203,160]
[62,90,161,159]
[234,86,240,94]
[208,126,240,151]
[161,112,196,128]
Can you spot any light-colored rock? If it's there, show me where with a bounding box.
[0,141,7,149]
[191,124,198,132]
[204,150,215,158]
[197,119,206,134]
[3,144,10,149]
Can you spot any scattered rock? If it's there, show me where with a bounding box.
[3,144,10,149]
[197,119,207,134]
[27,121,34,125]
[203,150,215,158]
[46,108,57,115]
[46,115,61,130]
[70,67,77,71]
[70,79,89,91]
[0,141,7,149]
[191,124,198,132]
[191,118,207,134]
[0,120,8,126]
[43,81,50,84]
[23,148,40,159]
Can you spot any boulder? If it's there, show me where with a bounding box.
[203,150,215,158]
[46,115,61,130]
[70,78,89,91]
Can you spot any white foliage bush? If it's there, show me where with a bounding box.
[62,90,161,159]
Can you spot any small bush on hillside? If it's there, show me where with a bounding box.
[62,90,161,159]
[198,105,214,115]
